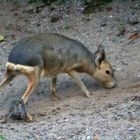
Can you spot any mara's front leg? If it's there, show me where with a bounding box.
[68,70,91,98]
[50,76,60,100]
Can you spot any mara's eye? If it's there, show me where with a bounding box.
[105,70,110,75]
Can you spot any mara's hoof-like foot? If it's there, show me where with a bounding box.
[51,91,61,101]
[51,94,61,101]
[26,112,33,123]
[85,93,91,98]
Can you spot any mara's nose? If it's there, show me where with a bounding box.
[112,80,117,88]
[105,80,117,89]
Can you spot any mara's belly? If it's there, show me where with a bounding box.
[41,63,68,77]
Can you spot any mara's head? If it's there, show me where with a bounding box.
[93,45,117,88]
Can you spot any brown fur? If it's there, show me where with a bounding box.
[93,60,116,88]
[0,33,117,121]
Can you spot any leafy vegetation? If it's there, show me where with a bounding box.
[27,0,112,6]
[28,0,69,5]
[83,0,113,14]
[0,134,6,140]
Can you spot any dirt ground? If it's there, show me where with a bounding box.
[0,1,140,140]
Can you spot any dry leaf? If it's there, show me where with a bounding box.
[128,32,139,41]
[0,35,4,42]
[94,132,100,140]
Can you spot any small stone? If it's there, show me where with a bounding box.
[128,127,135,132]
[51,15,62,23]
[10,127,15,130]
[127,16,139,25]
[56,107,61,110]
[116,25,125,36]
[86,135,91,140]
[133,4,140,10]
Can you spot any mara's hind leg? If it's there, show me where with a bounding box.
[7,63,41,122]
[20,67,41,122]
[0,70,16,90]
[21,71,39,104]
[50,76,60,100]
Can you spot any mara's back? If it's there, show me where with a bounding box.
[8,33,92,69]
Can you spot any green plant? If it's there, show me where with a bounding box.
[83,0,112,14]
[0,134,6,140]
[28,0,71,5]
[28,0,37,4]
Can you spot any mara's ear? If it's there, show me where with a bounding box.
[95,45,106,67]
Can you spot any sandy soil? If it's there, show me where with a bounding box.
[0,1,140,139]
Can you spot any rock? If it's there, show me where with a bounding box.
[50,15,62,23]
[133,4,140,10]
[86,135,92,140]
[126,16,139,25]
[125,96,140,102]
[116,25,125,36]
[3,99,31,122]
